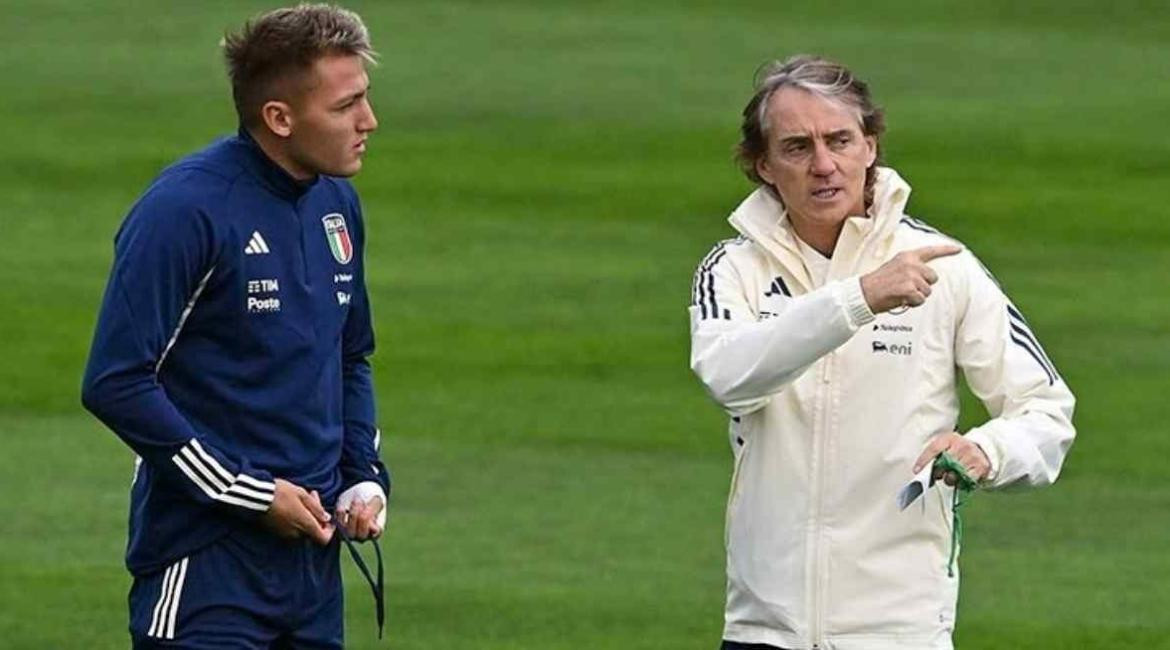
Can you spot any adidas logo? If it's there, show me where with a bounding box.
[244,231,270,255]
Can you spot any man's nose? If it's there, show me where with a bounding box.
[810,142,834,176]
[358,98,378,133]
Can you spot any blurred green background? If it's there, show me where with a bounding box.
[1,1,1168,648]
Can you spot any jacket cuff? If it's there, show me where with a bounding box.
[170,438,275,514]
[838,277,876,329]
[963,428,1002,485]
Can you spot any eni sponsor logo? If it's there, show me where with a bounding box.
[333,273,353,284]
[872,340,912,356]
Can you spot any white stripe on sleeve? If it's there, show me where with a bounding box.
[189,439,235,486]
[170,439,275,512]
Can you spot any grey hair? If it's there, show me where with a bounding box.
[734,55,886,203]
[223,3,377,128]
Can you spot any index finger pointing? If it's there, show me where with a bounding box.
[912,245,963,262]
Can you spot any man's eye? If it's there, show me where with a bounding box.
[785,143,807,154]
[832,135,852,147]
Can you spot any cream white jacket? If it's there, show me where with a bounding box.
[689,168,1076,650]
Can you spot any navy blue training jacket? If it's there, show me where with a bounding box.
[82,129,390,576]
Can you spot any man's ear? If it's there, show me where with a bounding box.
[260,100,295,139]
[864,135,877,168]
[756,155,775,186]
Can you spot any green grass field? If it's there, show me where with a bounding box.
[2,1,1168,647]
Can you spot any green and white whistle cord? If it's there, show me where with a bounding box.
[934,451,977,578]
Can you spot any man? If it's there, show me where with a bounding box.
[689,55,1075,650]
[81,5,388,647]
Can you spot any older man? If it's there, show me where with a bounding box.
[689,55,1075,650]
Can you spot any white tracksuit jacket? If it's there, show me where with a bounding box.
[689,168,1076,650]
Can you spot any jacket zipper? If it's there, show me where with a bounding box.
[809,354,832,649]
[763,222,867,649]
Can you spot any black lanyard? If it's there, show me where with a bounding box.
[336,525,384,639]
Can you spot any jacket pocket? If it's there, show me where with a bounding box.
[724,415,754,546]
[933,484,961,632]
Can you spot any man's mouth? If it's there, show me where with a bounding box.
[811,187,841,200]
[354,140,366,153]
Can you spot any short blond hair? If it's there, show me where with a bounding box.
[223,4,376,128]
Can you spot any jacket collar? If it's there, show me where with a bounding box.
[234,126,319,201]
[727,167,912,289]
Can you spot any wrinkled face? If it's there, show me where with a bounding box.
[284,54,378,178]
[756,86,876,231]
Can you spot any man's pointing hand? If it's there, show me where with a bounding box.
[861,245,962,314]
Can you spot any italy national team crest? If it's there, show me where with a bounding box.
[321,213,353,265]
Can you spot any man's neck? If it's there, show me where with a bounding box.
[790,221,842,258]
[787,199,870,258]
[247,127,314,181]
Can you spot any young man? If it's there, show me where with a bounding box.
[689,56,1076,649]
[81,5,388,647]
